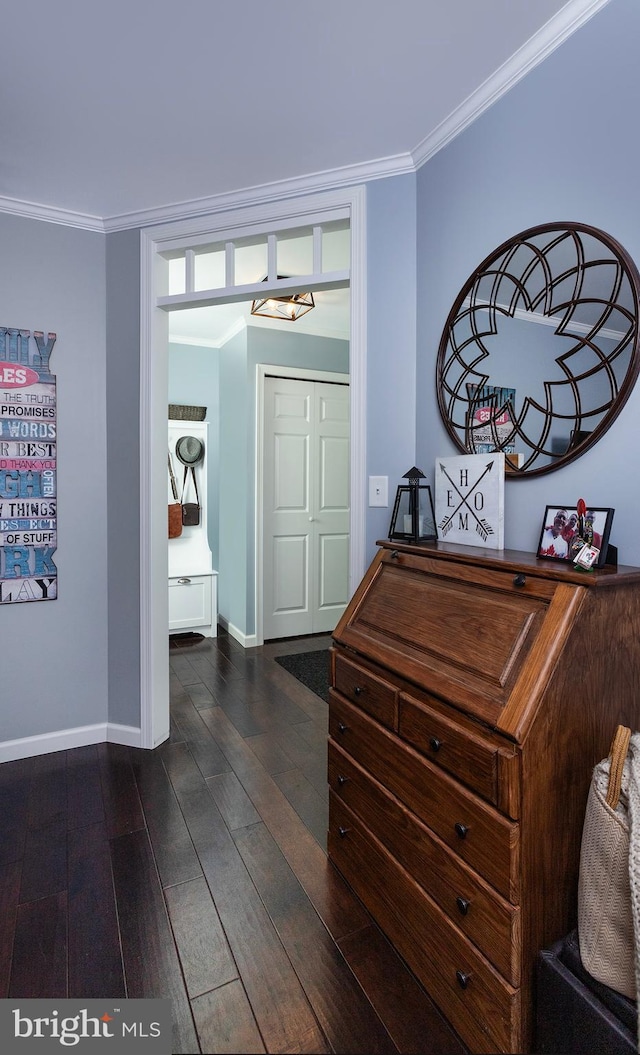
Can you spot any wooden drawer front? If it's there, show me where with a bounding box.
[329,796,521,1054]
[329,741,521,986]
[399,692,505,807]
[329,693,520,902]
[333,650,397,729]
[335,558,550,727]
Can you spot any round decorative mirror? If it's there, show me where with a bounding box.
[436,222,640,477]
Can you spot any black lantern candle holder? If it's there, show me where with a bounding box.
[388,466,437,543]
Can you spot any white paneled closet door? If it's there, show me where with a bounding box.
[263,376,350,640]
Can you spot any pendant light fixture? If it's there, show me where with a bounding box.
[250,277,315,322]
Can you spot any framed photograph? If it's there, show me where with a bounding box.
[536,505,614,567]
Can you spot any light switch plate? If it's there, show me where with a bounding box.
[369,475,388,507]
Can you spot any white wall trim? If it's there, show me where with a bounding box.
[169,317,350,350]
[217,615,258,650]
[413,0,612,168]
[141,185,367,749]
[104,153,412,233]
[255,365,351,648]
[0,722,142,764]
[0,194,105,232]
[139,227,171,750]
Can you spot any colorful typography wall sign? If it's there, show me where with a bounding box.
[0,326,57,603]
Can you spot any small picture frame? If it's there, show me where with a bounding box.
[536,505,614,567]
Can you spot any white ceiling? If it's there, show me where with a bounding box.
[2,0,609,345]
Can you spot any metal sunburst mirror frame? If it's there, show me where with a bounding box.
[436,222,640,477]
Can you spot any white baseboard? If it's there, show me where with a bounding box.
[0,721,143,763]
[218,615,257,649]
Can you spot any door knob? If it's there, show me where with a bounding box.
[308,516,315,522]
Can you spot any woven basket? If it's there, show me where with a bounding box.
[168,404,206,421]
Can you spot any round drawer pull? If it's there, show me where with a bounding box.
[456,897,470,916]
[338,722,348,734]
[337,775,349,786]
[390,550,399,560]
[513,573,526,588]
[429,737,442,752]
[456,970,470,990]
[338,826,350,838]
[353,686,363,697]
[454,822,469,839]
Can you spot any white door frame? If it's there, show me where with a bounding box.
[255,364,350,647]
[139,186,367,748]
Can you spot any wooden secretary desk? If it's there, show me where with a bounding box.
[328,540,640,1054]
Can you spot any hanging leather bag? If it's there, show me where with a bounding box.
[578,724,640,1007]
[181,464,200,526]
[168,452,183,538]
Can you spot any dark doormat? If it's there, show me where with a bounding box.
[169,632,205,649]
[275,650,330,702]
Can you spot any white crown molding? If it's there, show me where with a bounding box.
[249,319,351,343]
[0,193,104,232]
[413,0,612,168]
[103,152,413,233]
[169,317,247,349]
[0,154,411,235]
[169,316,350,348]
[168,335,221,349]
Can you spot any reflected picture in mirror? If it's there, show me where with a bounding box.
[436,223,640,477]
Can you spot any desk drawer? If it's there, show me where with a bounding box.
[333,650,397,729]
[399,692,519,816]
[329,795,521,1054]
[329,741,521,986]
[329,693,520,902]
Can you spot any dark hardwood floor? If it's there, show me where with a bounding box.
[0,629,467,1054]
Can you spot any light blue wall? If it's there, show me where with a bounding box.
[417,0,640,564]
[0,212,108,742]
[366,174,417,558]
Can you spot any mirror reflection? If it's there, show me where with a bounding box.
[436,223,640,476]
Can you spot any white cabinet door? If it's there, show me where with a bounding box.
[263,377,349,639]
